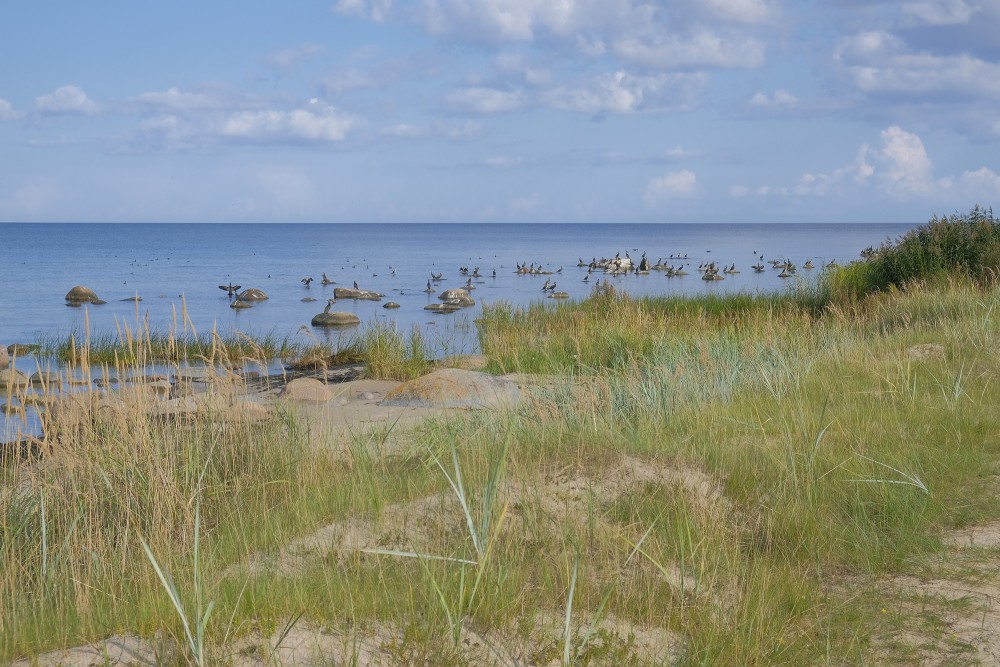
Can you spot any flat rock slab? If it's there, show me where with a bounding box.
[381,368,520,409]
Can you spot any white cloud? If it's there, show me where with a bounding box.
[702,0,773,23]
[543,70,704,114]
[335,0,393,22]
[0,98,19,121]
[446,87,526,114]
[872,125,934,195]
[748,89,798,108]
[747,126,1000,203]
[835,31,1000,99]
[614,31,766,69]
[34,85,98,115]
[644,170,697,205]
[268,43,324,69]
[381,120,483,139]
[134,87,227,111]
[901,0,977,26]
[494,52,552,86]
[220,107,358,142]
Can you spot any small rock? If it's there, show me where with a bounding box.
[360,391,376,400]
[383,302,400,309]
[301,297,317,302]
[0,346,7,370]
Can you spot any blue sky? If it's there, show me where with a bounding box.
[1,1,999,223]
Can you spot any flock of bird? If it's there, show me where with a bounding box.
[217,250,841,308]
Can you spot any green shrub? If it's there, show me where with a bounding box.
[843,205,1000,294]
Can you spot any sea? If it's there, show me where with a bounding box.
[1,222,916,441]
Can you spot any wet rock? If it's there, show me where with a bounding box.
[381,368,520,410]
[383,302,400,309]
[301,297,317,302]
[311,311,361,327]
[65,285,103,304]
[231,300,253,309]
[121,296,142,302]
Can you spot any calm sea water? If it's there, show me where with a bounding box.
[1,222,917,442]
[2,222,914,351]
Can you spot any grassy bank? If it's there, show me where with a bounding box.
[4,250,1000,663]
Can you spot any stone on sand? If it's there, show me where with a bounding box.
[278,377,335,402]
[381,368,519,409]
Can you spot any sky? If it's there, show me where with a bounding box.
[1,1,999,224]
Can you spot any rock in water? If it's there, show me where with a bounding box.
[65,285,105,304]
[382,369,519,409]
[0,346,7,371]
[311,311,360,327]
[438,288,475,307]
[333,287,383,301]
[236,288,269,301]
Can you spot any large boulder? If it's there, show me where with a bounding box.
[277,378,335,402]
[333,287,383,301]
[438,289,475,307]
[237,288,269,302]
[381,369,520,409]
[65,285,105,304]
[311,311,360,327]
